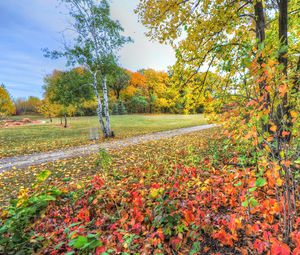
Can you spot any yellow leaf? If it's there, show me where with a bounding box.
[276,178,283,187]
[149,188,163,199]
[278,84,287,95]
[270,125,277,132]
[290,111,297,118]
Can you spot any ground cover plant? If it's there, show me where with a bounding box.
[0,127,299,254]
[0,114,206,158]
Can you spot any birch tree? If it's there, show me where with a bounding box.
[45,0,131,137]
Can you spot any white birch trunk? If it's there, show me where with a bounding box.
[93,72,107,138]
[102,75,111,137]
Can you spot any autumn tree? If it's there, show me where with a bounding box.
[45,0,131,138]
[14,96,41,115]
[137,0,299,240]
[108,67,130,101]
[143,69,168,113]
[121,69,174,113]
[0,84,15,119]
[37,97,62,122]
[27,96,41,113]
[43,68,93,128]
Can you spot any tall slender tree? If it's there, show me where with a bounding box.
[45,0,131,137]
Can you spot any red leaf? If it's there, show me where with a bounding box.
[254,239,268,254]
[271,240,291,255]
[183,209,195,224]
[293,248,300,255]
[91,175,105,190]
[213,229,234,247]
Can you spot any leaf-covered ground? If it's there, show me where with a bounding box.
[0,128,215,206]
[0,114,207,158]
[0,128,299,254]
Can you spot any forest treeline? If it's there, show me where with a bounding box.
[1,67,221,120]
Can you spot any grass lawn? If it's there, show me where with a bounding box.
[8,114,45,121]
[0,114,207,158]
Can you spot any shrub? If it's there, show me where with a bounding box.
[0,170,62,254]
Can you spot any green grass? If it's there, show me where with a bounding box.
[0,114,207,158]
[8,114,44,121]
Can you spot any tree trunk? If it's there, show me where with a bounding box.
[277,0,289,137]
[254,1,269,135]
[116,90,120,100]
[64,113,67,128]
[49,115,52,123]
[254,1,265,43]
[93,73,108,138]
[277,0,294,241]
[278,0,288,76]
[277,0,289,147]
[102,75,112,137]
[277,0,289,141]
[149,90,153,113]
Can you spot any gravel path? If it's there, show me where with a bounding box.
[0,124,217,173]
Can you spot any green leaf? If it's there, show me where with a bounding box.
[249,187,257,192]
[242,200,248,207]
[55,241,65,249]
[189,241,201,254]
[36,170,51,182]
[65,252,75,255]
[255,177,267,187]
[234,181,242,187]
[69,222,81,227]
[39,194,56,202]
[87,233,98,238]
[87,240,102,249]
[68,236,88,249]
[250,197,259,207]
[50,187,62,196]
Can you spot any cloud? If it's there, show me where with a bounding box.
[0,0,175,98]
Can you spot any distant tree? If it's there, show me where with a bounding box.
[122,71,146,100]
[130,95,148,113]
[37,97,62,122]
[108,67,130,100]
[27,96,41,113]
[14,96,41,115]
[112,100,127,115]
[80,99,98,116]
[0,84,15,119]
[143,69,168,113]
[14,98,28,115]
[45,0,132,138]
[43,68,93,127]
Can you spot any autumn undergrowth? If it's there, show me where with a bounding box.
[0,128,299,254]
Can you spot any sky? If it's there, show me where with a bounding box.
[0,0,175,99]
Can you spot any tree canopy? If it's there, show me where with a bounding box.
[0,84,16,118]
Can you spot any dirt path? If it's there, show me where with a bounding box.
[0,124,217,173]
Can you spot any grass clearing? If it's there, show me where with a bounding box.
[0,114,207,158]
